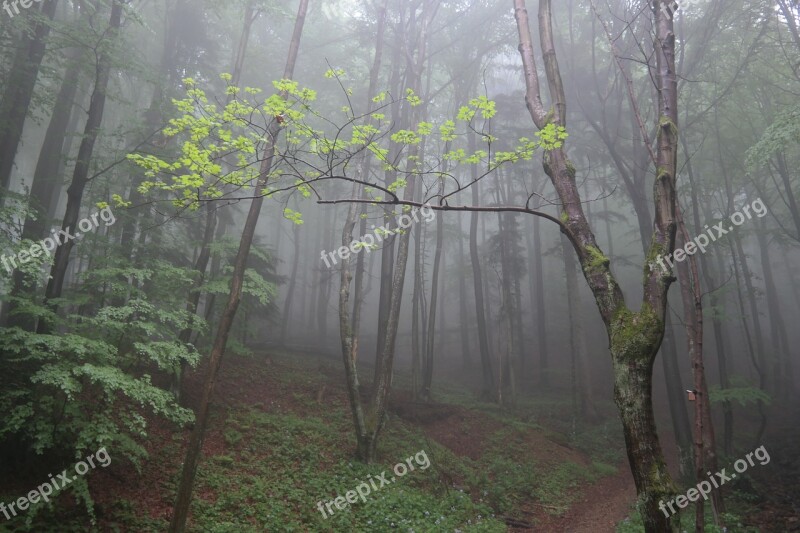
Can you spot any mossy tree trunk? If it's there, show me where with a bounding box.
[513,1,682,530]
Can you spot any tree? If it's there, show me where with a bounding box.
[512,0,681,529]
[168,1,309,529]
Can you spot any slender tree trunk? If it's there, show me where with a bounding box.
[4,42,84,328]
[280,223,302,344]
[674,218,722,528]
[468,132,494,399]
[755,216,793,398]
[411,198,423,398]
[172,204,217,401]
[361,0,435,462]
[561,233,592,418]
[457,215,472,369]
[169,2,308,530]
[531,213,548,386]
[661,314,695,483]
[0,0,59,194]
[372,20,404,372]
[422,155,446,401]
[38,0,123,333]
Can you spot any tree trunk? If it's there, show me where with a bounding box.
[0,0,59,194]
[674,218,722,528]
[660,314,695,483]
[422,152,446,401]
[4,41,84,328]
[755,216,793,398]
[280,223,301,344]
[531,213,548,387]
[468,132,495,399]
[168,1,309,529]
[457,215,472,369]
[361,0,434,462]
[38,0,123,333]
[514,1,681,529]
[335,0,388,461]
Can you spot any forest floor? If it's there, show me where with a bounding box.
[98,348,634,532]
[0,348,789,532]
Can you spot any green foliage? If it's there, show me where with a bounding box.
[126,75,564,215]
[745,103,800,168]
[709,385,772,407]
[617,502,760,533]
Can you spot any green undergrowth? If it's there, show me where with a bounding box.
[179,407,506,532]
[617,504,759,533]
[0,351,623,531]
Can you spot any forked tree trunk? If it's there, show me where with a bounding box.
[514,1,680,530]
[168,1,309,530]
[335,0,388,463]
[360,0,434,462]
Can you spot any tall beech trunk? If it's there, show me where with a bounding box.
[457,215,472,369]
[280,223,302,344]
[674,218,722,528]
[172,5,256,398]
[514,1,680,530]
[530,212,548,386]
[561,232,592,419]
[468,132,495,398]
[168,1,308,529]
[755,217,793,398]
[411,197,424,398]
[422,151,447,401]
[661,314,694,483]
[38,0,123,333]
[0,0,59,194]
[5,42,84,329]
[372,20,404,370]
[682,131,733,456]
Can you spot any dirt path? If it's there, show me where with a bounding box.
[542,465,635,532]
